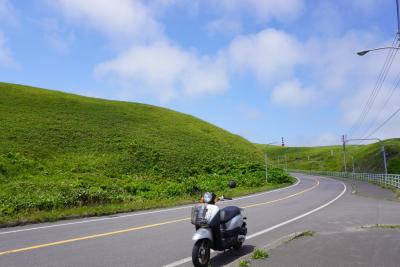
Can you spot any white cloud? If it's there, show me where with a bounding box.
[271,79,318,107]
[205,0,303,35]
[305,31,389,92]
[292,133,341,147]
[41,18,75,54]
[94,28,305,103]
[95,41,228,102]
[341,86,400,139]
[301,30,400,139]
[49,0,400,144]
[53,0,162,44]
[0,31,17,68]
[0,0,18,26]
[213,0,304,22]
[181,57,228,96]
[51,0,229,101]
[351,0,385,15]
[313,133,341,146]
[236,104,263,120]
[227,28,303,85]
[205,18,242,36]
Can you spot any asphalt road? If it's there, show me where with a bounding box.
[0,173,347,267]
[233,176,400,267]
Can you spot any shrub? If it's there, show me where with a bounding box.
[252,249,268,260]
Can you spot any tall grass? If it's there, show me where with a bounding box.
[0,83,292,225]
[258,139,400,174]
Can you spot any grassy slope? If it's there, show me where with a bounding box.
[258,139,400,174]
[0,82,291,225]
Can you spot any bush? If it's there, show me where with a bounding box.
[252,249,269,260]
[0,156,292,220]
[267,166,293,184]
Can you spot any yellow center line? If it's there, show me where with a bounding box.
[0,218,189,256]
[0,179,319,256]
[241,179,320,209]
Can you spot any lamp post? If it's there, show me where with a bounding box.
[357,0,400,57]
[357,46,400,56]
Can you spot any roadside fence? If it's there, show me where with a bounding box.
[289,169,400,189]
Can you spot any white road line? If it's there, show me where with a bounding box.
[163,180,347,267]
[246,181,346,239]
[0,177,300,235]
[163,257,192,267]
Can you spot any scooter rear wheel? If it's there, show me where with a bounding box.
[233,223,247,250]
[192,239,211,267]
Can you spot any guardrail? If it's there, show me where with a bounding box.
[289,170,400,189]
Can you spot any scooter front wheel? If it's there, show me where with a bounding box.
[192,239,211,267]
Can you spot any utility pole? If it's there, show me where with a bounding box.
[285,154,288,171]
[351,156,355,173]
[344,138,388,175]
[382,146,388,175]
[265,152,268,183]
[342,135,347,173]
[397,0,400,34]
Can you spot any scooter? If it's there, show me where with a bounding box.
[190,191,247,267]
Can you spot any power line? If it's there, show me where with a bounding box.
[365,105,400,138]
[348,34,398,137]
[350,1,400,141]
[361,37,400,138]
[361,69,400,139]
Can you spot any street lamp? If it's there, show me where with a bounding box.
[357,46,400,56]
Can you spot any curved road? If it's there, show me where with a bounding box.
[0,173,346,267]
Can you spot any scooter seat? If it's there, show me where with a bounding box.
[220,206,241,223]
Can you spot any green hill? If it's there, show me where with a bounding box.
[258,139,400,174]
[0,82,291,225]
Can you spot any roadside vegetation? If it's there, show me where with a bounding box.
[258,139,400,174]
[251,249,269,260]
[238,259,251,267]
[0,83,293,226]
[372,224,400,229]
[289,230,314,242]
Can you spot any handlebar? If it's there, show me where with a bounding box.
[218,196,232,201]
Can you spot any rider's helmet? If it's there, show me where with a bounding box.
[202,192,217,204]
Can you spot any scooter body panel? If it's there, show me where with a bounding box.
[223,215,243,231]
[192,228,213,242]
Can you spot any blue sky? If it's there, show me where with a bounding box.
[1,0,400,146]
